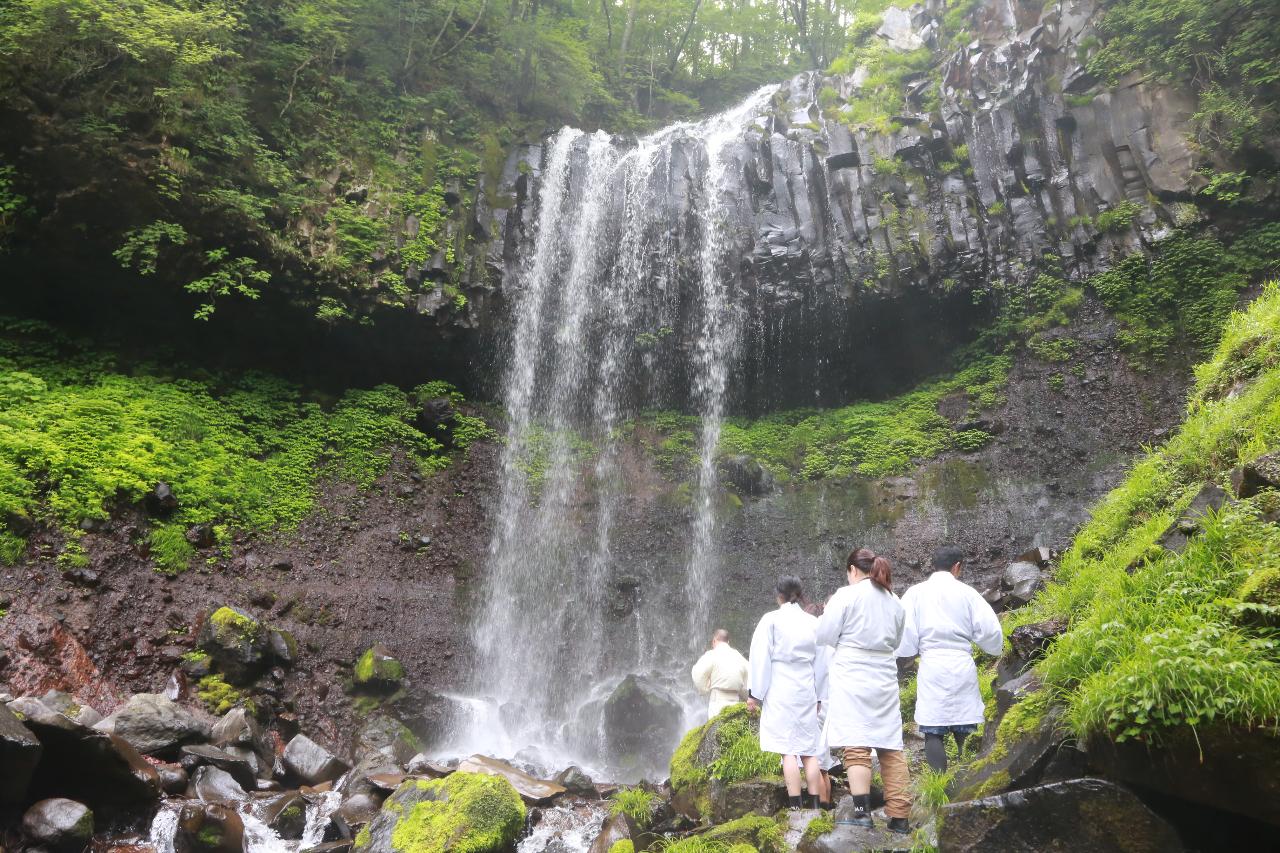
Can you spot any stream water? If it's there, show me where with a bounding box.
[449,87,778,780]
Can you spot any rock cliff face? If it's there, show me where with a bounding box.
[459,0,1201,409]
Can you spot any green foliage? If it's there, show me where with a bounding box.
[712,354,1009,481]
[669,705,780,812]
[986,201,1006,217]
[1004,286,1280,743]
[0,530,25,564]
[0,317,483,570]
[379,774,525,853]
[1088,225,1280,364]
[0,163,29,248]
[150,523,195,574]
[1027,336,1078,364]
[608,843,635,853]
[1094,200,1142,234]
[1086,0,1280,151]
[354,646,405,687]
[610,788,659,829]
[1197,170,1250,206]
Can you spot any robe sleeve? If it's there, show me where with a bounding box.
[815,594,843,648]
[969,589,1004,656]
[894,587,920,658]
[691,651,713,694]
[814,645,831,703]
[736,651,750,698]
[748,615,773,701]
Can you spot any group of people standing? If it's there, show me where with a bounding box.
[690,545,1002,834]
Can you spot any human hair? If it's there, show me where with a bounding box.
[932,545,965,573]
[775,575,804,604]
[712,628,730,643]
[803,601,824,617]
[848,548,893,593]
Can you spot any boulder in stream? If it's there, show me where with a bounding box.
[284,733,351,785]
[192,765,248,803]
[354,773,525,853]
[940,777,1183,852]
[601,675,682,772]
[176,802,245,853]
[22,798,94,853]
[94,692,213,756]
[669,705,784,822]
[553,765,598,799]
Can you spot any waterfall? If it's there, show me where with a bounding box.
[457,87,777,779]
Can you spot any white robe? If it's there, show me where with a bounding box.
[896,571,1003,727]
[691,643,750,718]
[748,602,825,756]
[816,579,906,751]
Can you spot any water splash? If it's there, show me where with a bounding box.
[460,86,777,779]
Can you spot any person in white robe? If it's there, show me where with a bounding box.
[896,545,1003,772]
[747,575,831,809]
[691,628,750,718]
[816,548,910,834]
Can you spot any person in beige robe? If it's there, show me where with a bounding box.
[691,628,749,718]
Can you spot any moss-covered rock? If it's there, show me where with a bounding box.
[669,705,783,822]
[664,815,787,853]
[196,607,270,684]
[353,644,406,694]
[355,772,525,853]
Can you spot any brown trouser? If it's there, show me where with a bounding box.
[843,746,911,819]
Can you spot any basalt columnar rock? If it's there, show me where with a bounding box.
[669,705,785,823]
[602,675,683,773]
[468,0,1207,410]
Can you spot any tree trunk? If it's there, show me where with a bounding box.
[617,0,638,77]
[664,0,705,81]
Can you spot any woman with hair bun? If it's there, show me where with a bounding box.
[747,575,830,810]
[816,549,910,834]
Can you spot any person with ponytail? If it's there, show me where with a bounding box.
[746,575,831,810]
[816,548,911,834]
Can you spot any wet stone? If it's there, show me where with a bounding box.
[283,733,351,785]
[22,798,94,853]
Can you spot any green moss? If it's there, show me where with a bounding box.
[280,805,304,822]
[800,813,835,845]
[196,826,223,849]
[609,788,659,828]
[181,650,211,663]
[210,607,262,643]
[196,673,251,715]
[1094,200,1142,233]
[664,815,786,853]
[607,843,634,853]
[354,825,372,848]
[0,530,26,564]
[670,705,781,821]
[386,773,525,853]
[354,645,405,687]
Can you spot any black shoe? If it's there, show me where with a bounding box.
[819,799,834,812]
[788,795,804,810]
[887,817,910,835]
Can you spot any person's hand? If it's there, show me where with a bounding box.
[747,697,760,715]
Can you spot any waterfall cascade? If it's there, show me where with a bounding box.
[449,88,778,779]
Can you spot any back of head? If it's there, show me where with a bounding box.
[803,601,824,617]
[712,628,730,645]
[849,547,892,593]
[932,545,965,573]
[775,575,804,604]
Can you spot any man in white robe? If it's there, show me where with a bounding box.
[896,545,1004,772]
[691,628,749,718]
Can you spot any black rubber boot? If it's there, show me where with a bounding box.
[807,794,822,810]
[924,733,948,773]
[788,795,804,810]
[819,797,834,812]
[837,794,873,828]
[887,817,911,835]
